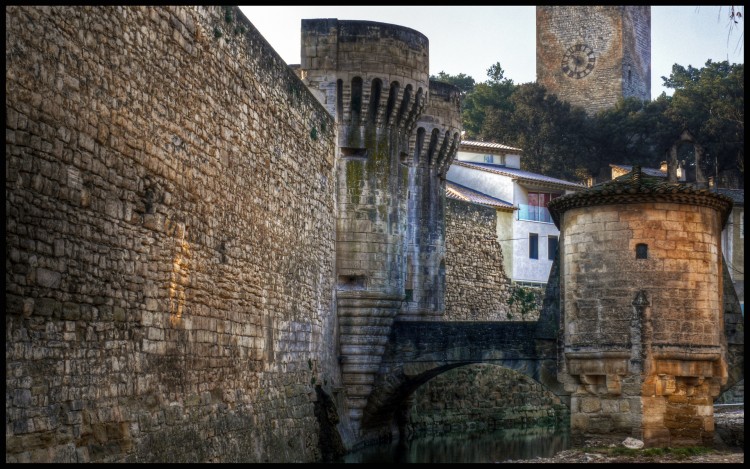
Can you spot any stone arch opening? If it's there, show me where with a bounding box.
[385,81,400,126]
[427,128,440,166]
[395,84,413,127]
[350,76,363,126]
[414,127,426,165]
[367,78,382,124]
[666,129,710,187]
[361,358,570,443]
[406,363,569,437]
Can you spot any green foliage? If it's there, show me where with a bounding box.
[430,71,476,94]
[310,126,318,141]
[454,59,742,186]
[477,82,592,182]
[213,26,222,39]
[462,62,516,140]
[507,285,539,318]
[662,60,744,184]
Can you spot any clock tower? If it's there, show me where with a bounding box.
[536,6,650,115]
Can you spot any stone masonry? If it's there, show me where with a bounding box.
[6,6,338,463]
[444,198,534,321]
[536,6,651,114]
[548,168,735,447]
[408,364,568,436]
[6,5,742,462]
[297,19,462,436]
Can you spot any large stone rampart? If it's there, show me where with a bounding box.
[6,6,337,463]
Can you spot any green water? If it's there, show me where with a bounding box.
[342,426,570,463]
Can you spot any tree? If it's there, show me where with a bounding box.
[662,60,744,186]
[478,82,592,182]
[451,59,743,188]
[586,96,678,181]
[430,71,476,94]
[461,62,516,140]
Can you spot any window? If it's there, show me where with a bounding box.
[519,192,561,223]
[548,235,558,260]
[636,243,648,259]
[529,233,538,259]
[483,154,504,165]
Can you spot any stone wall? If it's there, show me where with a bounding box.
[407,364,568,435]
[444,198,535,321]
[6,6,338,463]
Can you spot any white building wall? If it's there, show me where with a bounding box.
[446,165,514,203]
[454,150,522,169]
[512,218,559,284]
[505,154,521,169]
[447,162,571,286]
[496,211,515,281]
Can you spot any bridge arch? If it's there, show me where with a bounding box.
[359,321,568,438]
[407,363,568,436]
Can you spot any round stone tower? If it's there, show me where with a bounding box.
[299,19,430,433]
[548,167,733,447]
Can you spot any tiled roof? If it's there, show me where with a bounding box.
[547,166,734,228]
[452,160,586,191]
[610,163,666,178]
[716,188,744,205]
[459,140,523,153]
[445,181,515,211]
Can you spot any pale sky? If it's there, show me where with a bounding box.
[239,5,744,98]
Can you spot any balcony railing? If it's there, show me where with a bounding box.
[517,204,553,223]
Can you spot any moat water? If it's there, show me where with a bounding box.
[341,426,570,463]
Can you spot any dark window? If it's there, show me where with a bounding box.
[529,233,539,259]
[548,235,558,260]
[636,243,648,259]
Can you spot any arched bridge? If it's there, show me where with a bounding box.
[357,264,744,439]
[361,321,564,433]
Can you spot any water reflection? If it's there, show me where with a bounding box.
[343,426,570,463]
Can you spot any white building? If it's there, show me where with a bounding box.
[446,140,585,288]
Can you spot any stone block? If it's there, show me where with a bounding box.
[580,397,601,413]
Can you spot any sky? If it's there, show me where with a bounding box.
[238,5,744,98]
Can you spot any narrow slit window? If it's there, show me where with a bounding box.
[548,235,558,260]
[636,243,648,259]
[529,233,539,259]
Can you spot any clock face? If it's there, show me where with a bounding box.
[561,44,596,79]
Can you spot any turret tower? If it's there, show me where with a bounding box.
[299,19,460,437]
